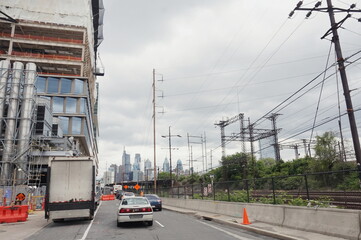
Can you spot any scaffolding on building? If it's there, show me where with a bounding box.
[0,61,37,186]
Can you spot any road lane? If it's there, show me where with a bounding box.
[25,200,278,240]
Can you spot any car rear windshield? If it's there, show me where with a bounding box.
[145,195,159,200]
[122,198,148,205]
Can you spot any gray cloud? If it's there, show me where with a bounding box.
[97,0,361,173]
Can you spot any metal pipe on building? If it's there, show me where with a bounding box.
[0,62,23,186]
[17,63,36,184]
[0,60,10,138]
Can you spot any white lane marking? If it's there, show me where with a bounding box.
[198,220,249,240]
[155,220,164,228]
[78,201,102,240]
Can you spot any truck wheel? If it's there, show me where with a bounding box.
[147,221,153,226]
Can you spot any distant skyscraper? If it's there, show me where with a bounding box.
[109,164,118,183]
[103,171,114,185]
[144,159,153,180]
[132,153,141,181]
[117,165,123,183]
[163,157,170,173]
[122,150,131,181]
[133,153,141,171]
[176,159,183,171]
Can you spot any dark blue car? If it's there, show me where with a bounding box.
[144,194,162,211]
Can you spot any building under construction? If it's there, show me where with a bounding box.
[0,0,104,188]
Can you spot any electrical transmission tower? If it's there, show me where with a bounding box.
[215,113,244,158]
[215,113,281,161]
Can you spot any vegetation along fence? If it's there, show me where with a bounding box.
[149,169,361,209]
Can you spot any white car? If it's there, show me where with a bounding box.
[117,197,153,227]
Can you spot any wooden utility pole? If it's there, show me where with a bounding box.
[290,0,361,177]
[152,69,157,192]
[324,0,361,170]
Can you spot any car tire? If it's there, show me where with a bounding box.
[53,219,64,223]
[147,221,153,226]
[158,207,162,211]
[117,221,122,227]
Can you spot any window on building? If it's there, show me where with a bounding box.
[60,78,72,94]
[72,117,82,134]
[80,98,86,113]
[53,97,64,113]
[74,79,84,94]
[36,77,46,93]
[47,77,59,93]
[59,117,69,134]
[66,97,77,113]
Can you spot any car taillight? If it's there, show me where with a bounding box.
[119,208,132,213]
[119,207,152,213]
[141,207,152,212]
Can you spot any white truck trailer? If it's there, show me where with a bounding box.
[45,157,99,221]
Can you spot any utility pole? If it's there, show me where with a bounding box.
[190,146,193,180]
[187,133,190,175]
[204,132,208,172]
[294,144,299,160]
[210,149,213,170]
[290,1,361,178]
[162,126,181,187]
[188,134,203,174]
[325,0,361,167]
[152,69,157,192]
[201,134,204,173]
[248,118,254,160]
[240,114,246,153]
[302,139,308,157]
[267,113,281,162]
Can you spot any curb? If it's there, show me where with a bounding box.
[164,206,299,240]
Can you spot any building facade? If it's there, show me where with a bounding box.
[0,0,104,185]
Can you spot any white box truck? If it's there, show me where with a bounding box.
[45,157,99,221]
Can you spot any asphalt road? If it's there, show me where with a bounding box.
[25,200,278,240]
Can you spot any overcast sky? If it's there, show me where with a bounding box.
[97,0,361,174]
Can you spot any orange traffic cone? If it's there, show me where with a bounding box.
[242,208,251,225]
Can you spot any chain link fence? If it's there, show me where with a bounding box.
[152,169,361,209]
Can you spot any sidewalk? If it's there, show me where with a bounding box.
[163,205,349,240]
[0,211,49,240]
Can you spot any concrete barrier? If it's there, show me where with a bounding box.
[162,198,361,240]
[283,206,360,240]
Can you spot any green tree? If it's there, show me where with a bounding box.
[313,131,338,172]
[221,152,251,181]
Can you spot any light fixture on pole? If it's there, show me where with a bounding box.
[162,126,181,187]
